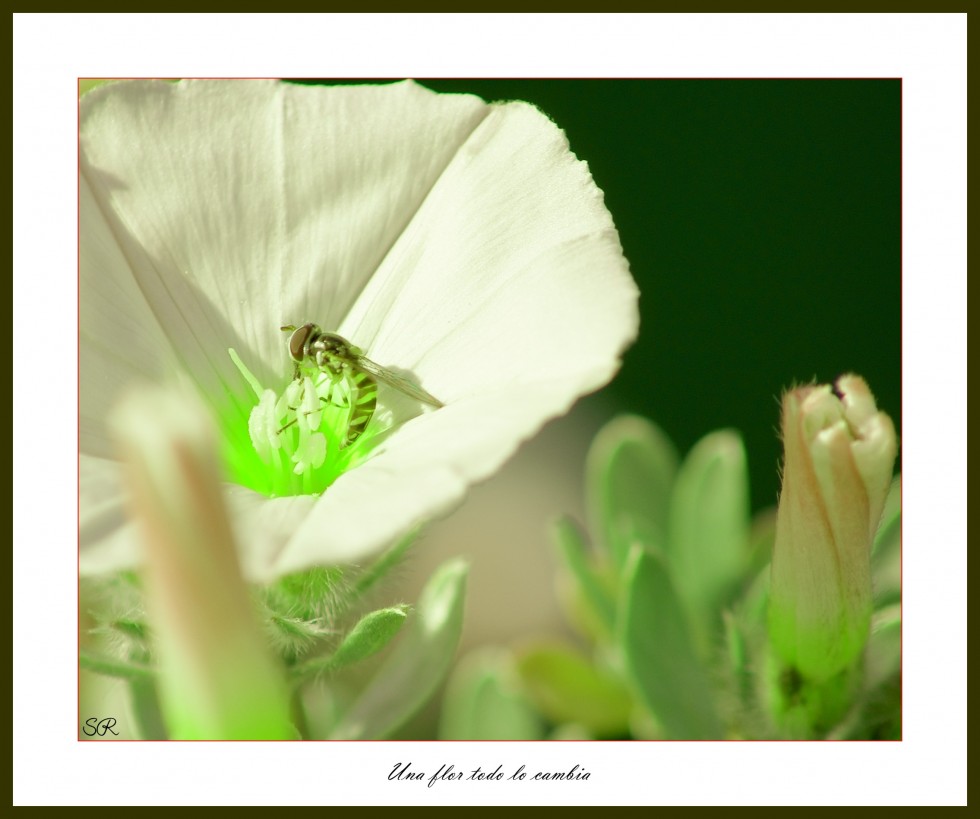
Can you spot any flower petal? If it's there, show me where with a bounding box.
[340,101,636,398]
[80,80,490,401]
[839,374,898,535]
[80,175,175,458]
[79,454,141,573]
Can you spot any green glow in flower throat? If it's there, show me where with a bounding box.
[226,324,443,498]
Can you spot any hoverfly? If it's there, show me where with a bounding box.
[280,323,443,448]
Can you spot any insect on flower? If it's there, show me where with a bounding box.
[280,322,444,448]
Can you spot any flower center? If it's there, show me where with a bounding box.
[225,348,386,497]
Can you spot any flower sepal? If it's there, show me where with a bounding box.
[766,651,864,739]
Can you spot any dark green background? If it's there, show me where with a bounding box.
[310,79,902,512]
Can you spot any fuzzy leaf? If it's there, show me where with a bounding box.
[329,559,468,739]
[618,546,722,739]
[328,606,409,671]
[586,415,679,570]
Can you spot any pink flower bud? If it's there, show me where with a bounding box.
[769,375,897,681]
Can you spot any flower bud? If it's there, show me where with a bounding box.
[769,375,897,681]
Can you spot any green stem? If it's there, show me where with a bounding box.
[291,688,312,740]
[128,678,169,740]
[352,529,417,596]
[291,654,338,684]
[80,649,154,680]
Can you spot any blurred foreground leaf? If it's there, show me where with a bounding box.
[515,642,633,737]
[439,650,543,740]
[330,560,468,739]
[294,606,409,681]
[872,475,902,609]
[553,516,616,636]
[668,430,750,626]
[619,546,722,739]
[586,415,678,570]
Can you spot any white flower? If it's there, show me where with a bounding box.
[80,79,639,583]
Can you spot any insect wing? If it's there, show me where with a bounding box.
[353,355,444,408]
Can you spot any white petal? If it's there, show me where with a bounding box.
[79,455,142,573]
[851,412,898,535]
[80,176,176,458]
[799,385,841,442]
[838,374,898,535]
[80,80,489,394]
[222,487,318,582]
[837,373,877,430]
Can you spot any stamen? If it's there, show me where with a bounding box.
[291,426,327,475]
[248,390,283,464]
[228,347,265,400]
[226,346,386,498]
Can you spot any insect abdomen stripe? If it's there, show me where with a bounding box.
[344,371,377,447]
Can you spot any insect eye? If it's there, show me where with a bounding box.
[287,325,313,361]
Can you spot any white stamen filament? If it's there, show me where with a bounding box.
[229,347,369,496]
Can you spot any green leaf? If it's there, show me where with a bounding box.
[79,649,154,680]
[852,632,902,741]
[873,474,902,553]
[293,606,409,680]
[864,604,901,692]
[549,723,593,740]
[439,650,543,740]
[79,79,110,97]
[729,565,770,645]
[329,559,468,739]
[618,546,723,739]
[552,517,616,635]
[330,606,408,669]
[722,610,750,702]
[514,642,633,737]
[586,415,679,570]
[746,506,777,578]
[872,475,901,608]
[667,429,750,624]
